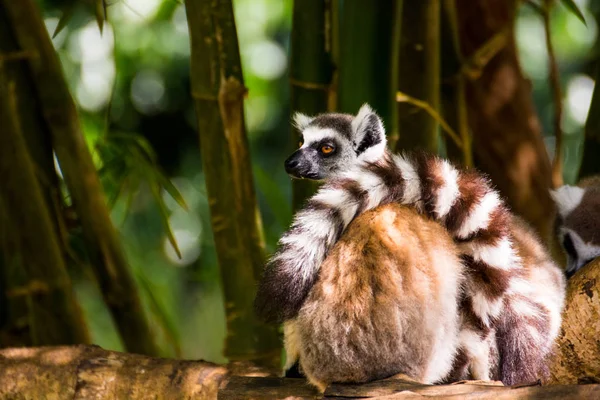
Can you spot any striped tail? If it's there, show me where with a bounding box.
[254,150,522,326]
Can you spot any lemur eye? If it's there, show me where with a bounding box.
[320,145,334,154]
[298,140,303,148]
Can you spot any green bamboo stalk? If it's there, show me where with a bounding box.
[337,0,401,140]
[2,0,161,356]
[0,63,90,345]
[289,0,335,210]
[578,62,600,179]
[395,0,441,154]
[0,4,78,346]
[184,0,281,370]
[440,0,472,166]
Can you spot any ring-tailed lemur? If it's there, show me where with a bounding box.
[551,176,600,278]
[255,104,565,387]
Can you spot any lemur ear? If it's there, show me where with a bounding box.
[292,112,314,131]
[550,185,585,218]
[351,103,387,162]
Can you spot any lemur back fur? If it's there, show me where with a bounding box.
[551,175,600,278]
[285,204,465,391]
[255,104,566,388]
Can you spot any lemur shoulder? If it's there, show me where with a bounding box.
[254,104,566,389]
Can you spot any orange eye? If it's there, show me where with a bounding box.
[321,145,334,154]
[298,140,303,148]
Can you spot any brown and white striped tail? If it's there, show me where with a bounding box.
[255,150,521,328]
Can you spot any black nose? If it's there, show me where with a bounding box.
[284,157,299,172]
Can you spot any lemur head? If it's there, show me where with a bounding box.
[284,103,387,180]
[550,177,600,278]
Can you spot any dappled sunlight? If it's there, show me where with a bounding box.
[507,143,538,204]
[245,40,287,80]
[483,63,517,116]
[516,15,548,80]
[163,229,201,267]
[566,74,595,126]
[38,348,81,366]
[111,0,162,25]
[130,69,167,115]
[68,21,116,112]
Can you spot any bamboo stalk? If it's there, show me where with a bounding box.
[289,0,335,210]
[1,0,161,356]
[395,0,441,154]
[0,63,90,346]
[0,7,78,346]
[578,62,600,180]
[543,0,564,188]
[337,0,401,138]
[440,0,473,167]
[184,0,281,369]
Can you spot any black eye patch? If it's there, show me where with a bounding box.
[562,233,578,260]
[310,139,338,155]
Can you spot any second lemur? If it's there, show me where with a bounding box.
[551,175,600,278]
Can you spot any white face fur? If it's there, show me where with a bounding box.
[283,104,388,180]
[551,184,600,278]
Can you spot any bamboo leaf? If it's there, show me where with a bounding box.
[560,0,587,26]
[136,272,181,357]
[524,0,545,16]
[150,181,182,260]
[52,4,75,39]
[155,170,188,211]
[94,0,107,34]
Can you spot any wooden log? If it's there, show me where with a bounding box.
[1,345,599,399]
[549,258,600,384]
[0,345,228,400]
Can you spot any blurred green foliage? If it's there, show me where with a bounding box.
[34,0,599,363]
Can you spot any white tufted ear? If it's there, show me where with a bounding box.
[350,103,387,163]
[550,185,585,218]
[292,112,314,131]
[351,104,374,135]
